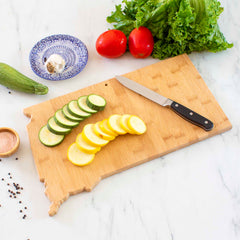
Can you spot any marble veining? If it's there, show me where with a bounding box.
[0,0,240,239]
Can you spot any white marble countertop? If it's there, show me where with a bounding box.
[0,0,239,239]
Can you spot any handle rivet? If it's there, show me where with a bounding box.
[189,112,193,116]
[204,120,209,124]
[175,104,179,107]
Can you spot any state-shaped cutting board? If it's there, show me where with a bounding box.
[24,54,232,216]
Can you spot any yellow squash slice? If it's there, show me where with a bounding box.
[82,124,109,147]
[107,114,127,135]
[127,115,147,135]
[67,114,147,167]
[119,114,135,134]
[93,121,115,141]
[76,133,101,154]
[67,143,95,166]
[99,119,118,137]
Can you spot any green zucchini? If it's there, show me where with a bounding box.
[39,93,107,147]
[67,100,91,118]
[77,96,97,113]
[47,117,72,135]
[86,94,106,111]
[39,125,65,147]
[0,63,48,95]
[54,109,79,128]
[62,104,84,122]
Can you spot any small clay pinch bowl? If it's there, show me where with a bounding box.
[0,127,20,157]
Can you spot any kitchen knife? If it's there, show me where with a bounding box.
[115,75,214,131]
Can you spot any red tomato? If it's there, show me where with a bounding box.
[128,26,154,58]
[96,30,127,58]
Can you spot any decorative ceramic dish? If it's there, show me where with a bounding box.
[29,34,88,81]
[0,127,20,157]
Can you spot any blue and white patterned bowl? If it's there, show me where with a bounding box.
[29,34,88,80]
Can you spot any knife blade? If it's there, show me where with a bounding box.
[115,75,213,131]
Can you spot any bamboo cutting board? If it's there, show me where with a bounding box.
[23,54,232,216]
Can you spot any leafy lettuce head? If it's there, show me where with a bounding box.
[107,0,233,59]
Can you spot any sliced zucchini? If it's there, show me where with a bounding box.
[77,96,97,114]
[120,114,135,134]
[93,121,115,141]
[67,100,91,118]
[62,104,83,122]
[127,115,147,135]
[39,125,65,147]
[76,133,101,154]
[82,124,109,147]
[54,109,79,128]
[67,143,95,166]
[47,117,72,135]
[99,119,118,137]
[107,114,127,135]
[86,94,106,111]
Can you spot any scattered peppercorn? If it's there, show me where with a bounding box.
[1,170,29,220]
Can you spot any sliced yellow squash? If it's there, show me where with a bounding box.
[99,119,118,137]
[67,143,95,166]
[127,115,147,135]
[107,114,127,135]
[93,121,115,141]
[119,114,135,134]
[82,124,109,147]
[76,133,101,154]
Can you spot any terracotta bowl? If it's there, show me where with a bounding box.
[0,127,20,157]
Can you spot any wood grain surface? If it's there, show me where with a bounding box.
[23,54,232,216]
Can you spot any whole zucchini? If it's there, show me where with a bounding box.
[0,63,48,95]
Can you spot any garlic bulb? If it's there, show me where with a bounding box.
[45,54,66,74]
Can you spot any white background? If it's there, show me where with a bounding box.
[0,0,239,239]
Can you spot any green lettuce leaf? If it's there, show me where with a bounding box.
[106,0,233,59]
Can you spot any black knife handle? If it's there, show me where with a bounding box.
[170,101,214,131]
